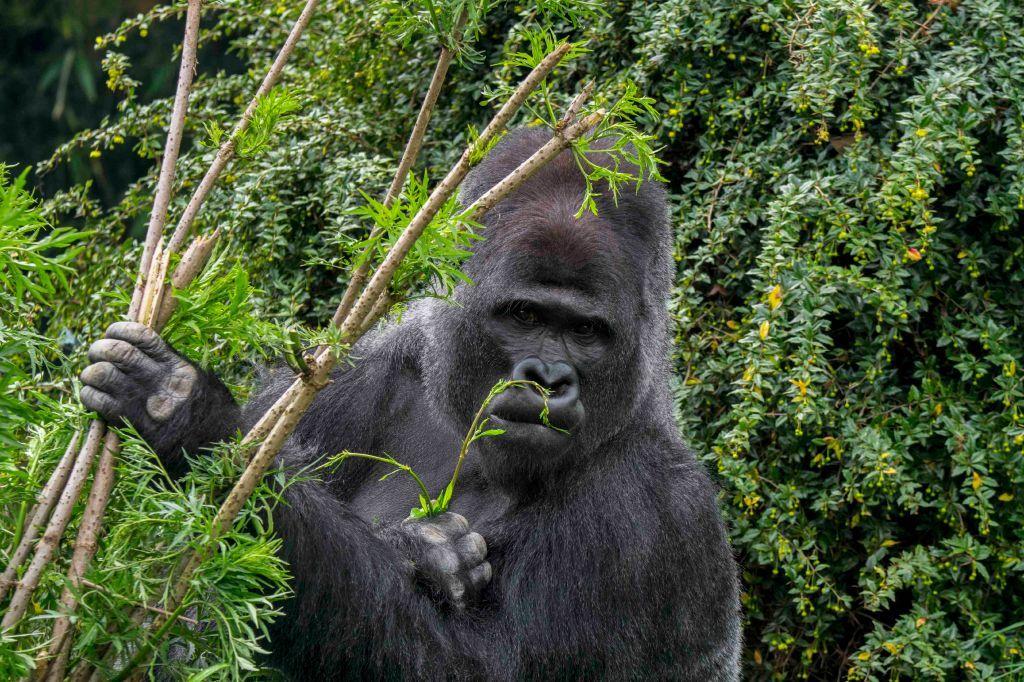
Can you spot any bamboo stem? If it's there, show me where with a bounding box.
[128,0,204,320]
[0,432,80,603]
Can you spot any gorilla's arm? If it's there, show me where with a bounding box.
[656,453,742,681]
[264,470,485,677]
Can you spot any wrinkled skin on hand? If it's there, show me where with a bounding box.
[80,321,239,478]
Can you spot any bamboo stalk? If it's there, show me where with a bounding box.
[0,432,80,603]
[165,0,320,257]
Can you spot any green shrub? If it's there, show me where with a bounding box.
[10,0,1024,678]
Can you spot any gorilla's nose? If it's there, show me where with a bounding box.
[511,357,579,410]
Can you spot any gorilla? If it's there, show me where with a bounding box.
[80,128,742,679]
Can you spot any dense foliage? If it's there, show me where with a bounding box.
[3,0,1024,678]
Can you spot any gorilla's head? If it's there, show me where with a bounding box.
[421,128,673,492]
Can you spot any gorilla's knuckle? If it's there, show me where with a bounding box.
[434,512,469,536]
[467,561,492,589]
[455,533,487,564]
[425,546,460,575]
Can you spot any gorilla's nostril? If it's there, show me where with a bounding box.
[511,357,579,397]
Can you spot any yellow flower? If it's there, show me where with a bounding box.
[759,321,770,340]
[915,128,928,137]
[89,149,101,158]
[999,493,1014,502]
[858,652,870,661]
[910,187,928,201]
[906,247,922,262]
[768,284,783,310]
[972,471,983,491]
[112,134,124,144]
[726,320,740,330]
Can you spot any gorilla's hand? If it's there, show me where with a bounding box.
[392,512,491,611]
[79,322,236,472]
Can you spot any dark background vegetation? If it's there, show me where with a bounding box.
[4,0,1024,679]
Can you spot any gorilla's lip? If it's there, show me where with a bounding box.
[485,393,582,435]
[485,415,572,450]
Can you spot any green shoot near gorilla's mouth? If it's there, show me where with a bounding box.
[325,379,562,519]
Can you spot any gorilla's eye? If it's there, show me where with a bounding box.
[510,303,540,327]
[573,321,596,337]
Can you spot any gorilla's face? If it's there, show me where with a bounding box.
[424,129,670,492]
[433,205,654,490]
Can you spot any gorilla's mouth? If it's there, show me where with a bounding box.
[485,386,583,442]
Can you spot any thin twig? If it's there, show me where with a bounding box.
[0,432,80,603]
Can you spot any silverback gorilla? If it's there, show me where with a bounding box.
[80,128,741,679]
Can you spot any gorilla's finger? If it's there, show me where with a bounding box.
[425,546,460,575]
[430,512,469,537]
[466,562,492,592]
[88,339,162,377]
[81,386,124,422]
[105,321,178,363]
[81,361,131,394]
[454,532,487,568]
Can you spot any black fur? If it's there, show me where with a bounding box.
[81,128,742,680]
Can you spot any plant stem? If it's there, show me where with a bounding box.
[462,110,604,220]
[38,431,120,681]
[330,41,573,333]
[165,0,320,257]
[0,431,80,603]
